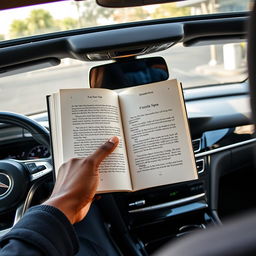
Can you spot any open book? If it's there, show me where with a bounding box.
[48,79,198,193]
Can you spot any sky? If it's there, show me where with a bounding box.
[0,1,79,36]
[0,1,157,38]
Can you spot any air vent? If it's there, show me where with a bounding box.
[192,139,201,153]
[196,159,205,174]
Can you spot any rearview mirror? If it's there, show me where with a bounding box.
[90,57,169,89]
[96,0,185,8]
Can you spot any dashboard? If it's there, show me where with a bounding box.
[0,140,50,160]
[0,95,252,250]
[0,83,255,254]
[0,125,50,160]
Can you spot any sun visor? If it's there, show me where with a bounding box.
[0,0,67,10]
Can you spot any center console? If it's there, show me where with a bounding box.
[115,181,210,255]
[99,126,255,255]
[99,140,217,256]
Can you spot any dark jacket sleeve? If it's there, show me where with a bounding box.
[0,205,79,256]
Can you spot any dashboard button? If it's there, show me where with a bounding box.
[25,163,37,173]
[37,165,46,171]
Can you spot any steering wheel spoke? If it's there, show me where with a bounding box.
[20,158,53,181]
[0,203,25,238]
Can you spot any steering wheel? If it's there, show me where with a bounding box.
[0,112,53,236]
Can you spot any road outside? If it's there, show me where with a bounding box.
[0,44,247,115]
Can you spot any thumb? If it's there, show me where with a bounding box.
[89,136,119,167]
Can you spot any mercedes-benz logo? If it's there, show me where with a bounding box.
[0,173,12,198]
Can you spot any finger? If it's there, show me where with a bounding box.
[89,136,119,166]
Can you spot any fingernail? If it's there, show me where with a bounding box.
[108,136,119,145]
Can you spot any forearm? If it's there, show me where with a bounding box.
[0,238,44,256]
[0,205,79,256]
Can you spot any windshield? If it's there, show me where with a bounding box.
[0,41,247,115]
[0,0,249,115]
[0,0,252,41]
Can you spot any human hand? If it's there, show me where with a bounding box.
[43,136,119,224]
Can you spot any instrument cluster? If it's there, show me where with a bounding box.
[0,141,50,160]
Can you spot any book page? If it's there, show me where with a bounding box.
[48,93,65,176]
[48,94,59,175]
[119,80,198,190]
[57,88,132,192]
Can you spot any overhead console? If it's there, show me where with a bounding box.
[0,14,247,69]
[67,23,183,60]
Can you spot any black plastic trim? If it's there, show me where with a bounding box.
[67,23,183,55]
[209,143,255,212]
[0,13,249,68]
[183,17,247,46]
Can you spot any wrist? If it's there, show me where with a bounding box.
[43,196,77,224]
